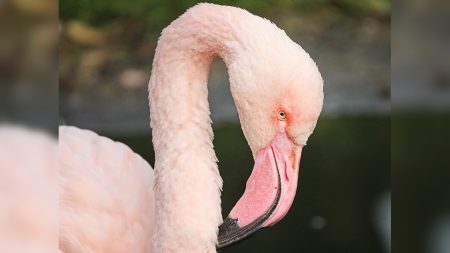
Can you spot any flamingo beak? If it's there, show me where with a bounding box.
[217,131,302,249]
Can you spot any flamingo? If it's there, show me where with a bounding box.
[0,126,59,253]
[60,3,323,253]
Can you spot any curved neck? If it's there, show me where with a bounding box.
[149,5,246,253]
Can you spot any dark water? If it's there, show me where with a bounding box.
[112,116,389,253]
[392,113,450,253]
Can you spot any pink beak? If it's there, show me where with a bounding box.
[217,131,302,248]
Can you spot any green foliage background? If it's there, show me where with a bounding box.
[60,0,390,29]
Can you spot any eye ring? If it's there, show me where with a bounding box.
[277,110,286,121]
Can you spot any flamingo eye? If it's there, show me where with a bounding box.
[277,110,286,121]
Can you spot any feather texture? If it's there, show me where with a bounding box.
[59,126,155,253]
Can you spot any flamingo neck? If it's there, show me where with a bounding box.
[149,4,245,253]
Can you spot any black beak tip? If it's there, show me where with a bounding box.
[217,216,263,250]
[217,217,241,249]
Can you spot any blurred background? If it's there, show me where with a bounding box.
[1,0,449,252]
[0,0,58,132]
[392,1,450,253]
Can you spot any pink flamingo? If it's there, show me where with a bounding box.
[60,3,323,253]
[0,126,59,253]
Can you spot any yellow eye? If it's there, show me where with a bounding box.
[277,110,286,121]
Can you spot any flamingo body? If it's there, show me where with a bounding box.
[59,126,155,253]
[0,126,58,253]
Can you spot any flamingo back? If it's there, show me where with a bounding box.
[59,126,155,253]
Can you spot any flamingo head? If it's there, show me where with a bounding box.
[217,31,324,248]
